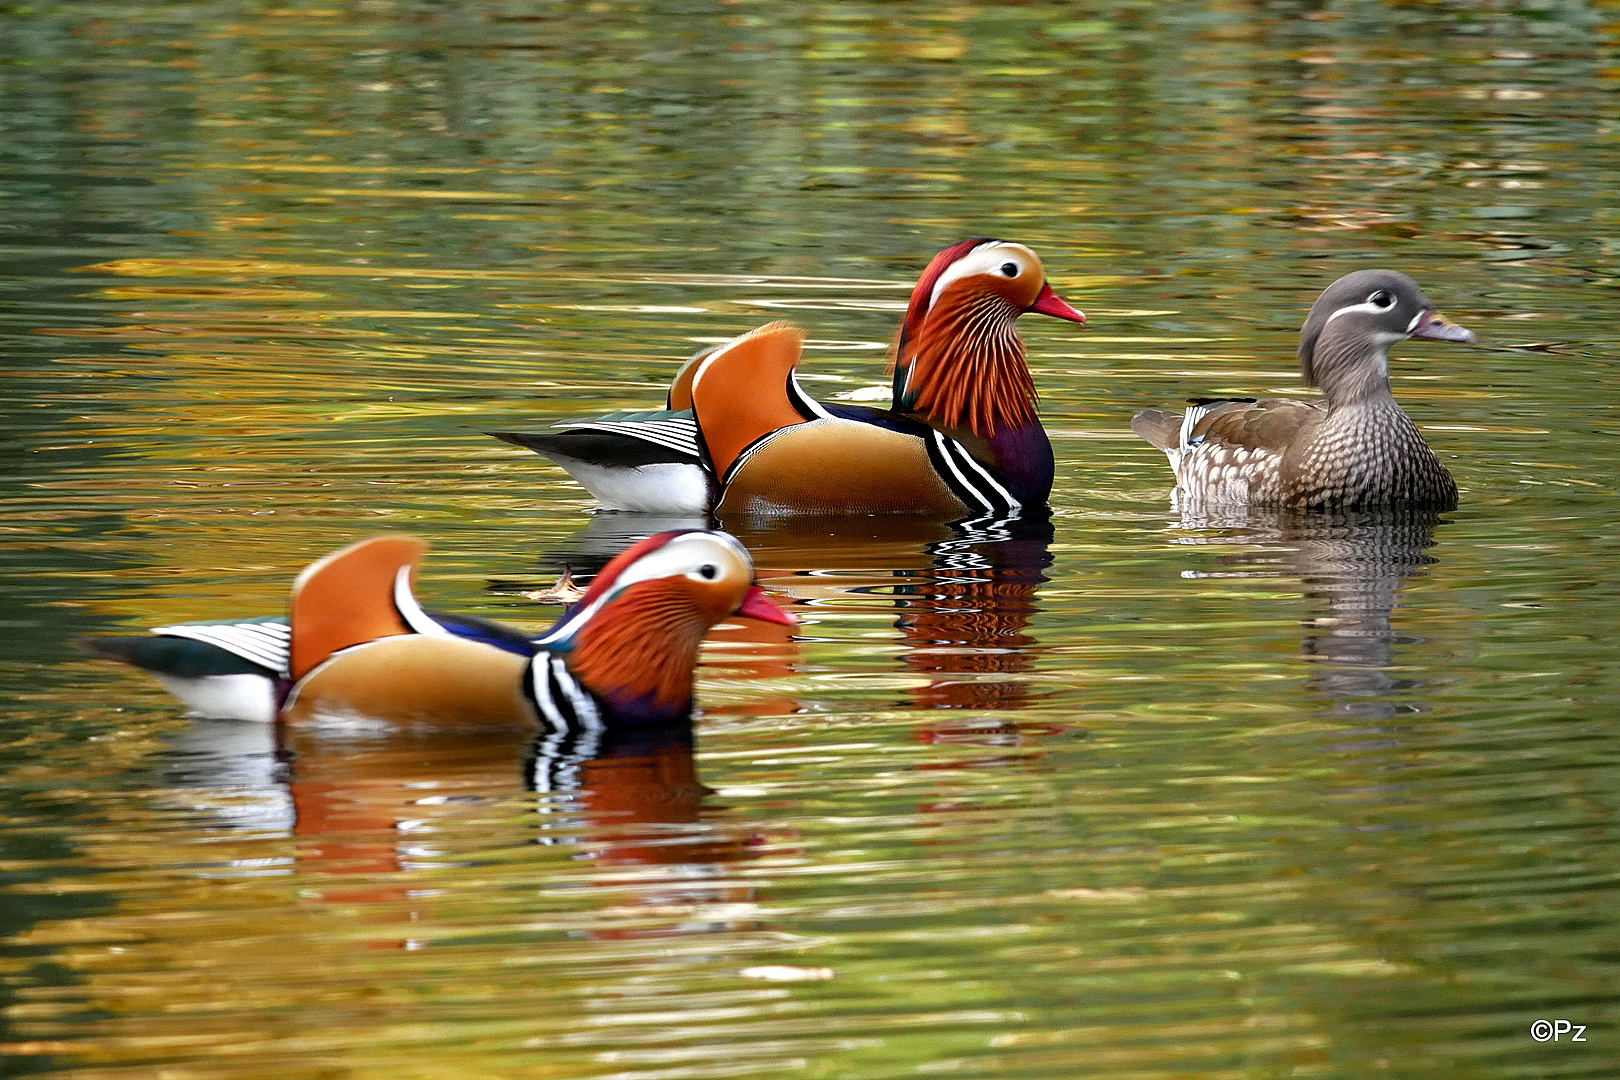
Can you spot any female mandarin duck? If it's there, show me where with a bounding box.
[1131,270,1475,510]
[76,531,793,726]
[490,239,1086,517]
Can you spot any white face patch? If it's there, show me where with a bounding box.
[537,532,752,646]
[927,242,1039,312]
[1405,310,1426,333]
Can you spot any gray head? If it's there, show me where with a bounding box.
[1296,270,1474,397]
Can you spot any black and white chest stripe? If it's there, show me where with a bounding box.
[714,370,1022,515]
[925,431,1020,516]
[788,366,1022,515]
[525,654,606,796]
[526,654,603,737]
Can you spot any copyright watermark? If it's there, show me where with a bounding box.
[1530,1020,1587,1043]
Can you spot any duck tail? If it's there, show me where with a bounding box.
[1129,409,1182,451]
[73,633,273,678]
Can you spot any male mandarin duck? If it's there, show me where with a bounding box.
[76,530,793,726]
[1131,270,1475,510]
[489,239,1086,517]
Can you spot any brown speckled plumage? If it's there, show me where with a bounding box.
[1132,270,1473,511]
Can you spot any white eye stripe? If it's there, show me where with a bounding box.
[927,242,1036,311]
[1324,299,1395,326]
[535,532,749,646]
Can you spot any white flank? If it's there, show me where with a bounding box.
[152,673,279,724]
[547,455,709,514]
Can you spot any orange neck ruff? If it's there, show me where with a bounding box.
[895,290,1035,438]
[564,579,714,716]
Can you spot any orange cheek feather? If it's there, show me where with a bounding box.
[567,579,721,710]
[900,284,1034,437]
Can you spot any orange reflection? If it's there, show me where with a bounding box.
[281,725,533,924]
[737,513,1053,719]
[275,717,768,947]
[552,511,1054,727]
[532,726,769,942]
[892,515,1054,714]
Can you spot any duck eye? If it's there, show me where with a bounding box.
[999,262,1019,277]
[1369,290,1394,308]
[696,563,718,580]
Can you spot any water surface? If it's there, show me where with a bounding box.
[3,3,1618,1078]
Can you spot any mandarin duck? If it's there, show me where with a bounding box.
[1131,270,1474,510]
[77,530,793,726]
[489,239,1086,517]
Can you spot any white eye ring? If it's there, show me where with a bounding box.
[1368,290,1394,309]
[999,262,1019,277]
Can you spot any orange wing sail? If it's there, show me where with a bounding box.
[666,342,722,411]
[288,535,428,681]
[688,322,810,477]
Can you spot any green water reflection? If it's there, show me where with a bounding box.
[2,2,1618,1078]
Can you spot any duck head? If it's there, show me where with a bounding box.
[536,530,794,723]
[891,239,1086,438]
[1297,269,1475,405]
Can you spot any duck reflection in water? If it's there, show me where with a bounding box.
[120,528,795,946]
[892,513,1055,717]
[272,716,765,943]
[144,509,1055,956]
[526,722,779,940]
[549,509,1057,758]
[1174,506,1446,719]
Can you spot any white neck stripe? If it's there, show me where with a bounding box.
[927,241,1022,312]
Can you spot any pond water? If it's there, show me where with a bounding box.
[3,2,1619,1078]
